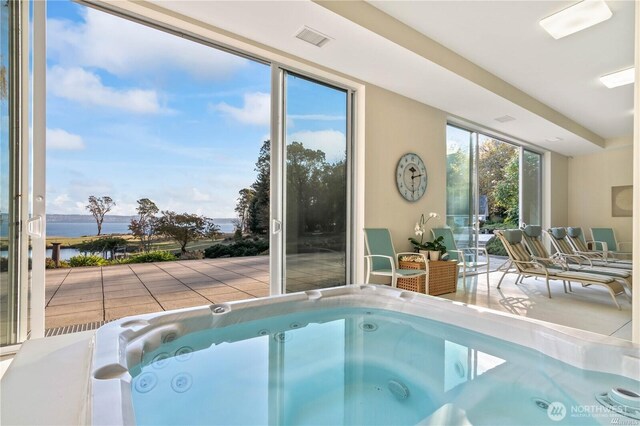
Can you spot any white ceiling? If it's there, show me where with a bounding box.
[150,0,635,156]
[370,0,635,140]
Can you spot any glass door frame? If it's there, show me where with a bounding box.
[270,64,355,295]
[446,122,545,250]
[519,147,543,227]
[1,0,45,351]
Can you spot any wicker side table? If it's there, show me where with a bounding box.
[426,260,459,296]
[396,260,458,295]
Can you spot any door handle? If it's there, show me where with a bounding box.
[27,215,43,238]
[272,219,282,234]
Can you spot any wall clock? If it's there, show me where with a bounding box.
[396,153,427,202]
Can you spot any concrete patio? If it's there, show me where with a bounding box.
[45,257,271,330]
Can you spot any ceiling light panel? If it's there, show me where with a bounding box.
[295,26,331,47]
[599,67,635,88]
[540,0,612,40]
[494,115,515,123]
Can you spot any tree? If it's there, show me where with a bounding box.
[247,140,270,234]
[234,188,255,233]
[155,211,217,254]
[477,139,519,222]
[86,196,115,236]
[129,198,159,252]
[494,155,520,224]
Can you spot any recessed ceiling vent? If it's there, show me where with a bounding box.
[494,115,516,123]
[295,26,331,47]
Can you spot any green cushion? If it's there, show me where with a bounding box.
[503,229,522,244]
[567,227,582,239]
[550,227,566,239]
[364,228,396,271]
[522,225,542,238]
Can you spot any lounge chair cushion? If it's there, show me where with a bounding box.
[550,227,566,239]
[373,268,426,277]
[553,270,626,294]
[522,225,542,237]
[503,229,522,244]
[567,227,582,238]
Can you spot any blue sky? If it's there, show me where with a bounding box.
[46,1,346,218]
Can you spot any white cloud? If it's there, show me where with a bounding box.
[47,8,248,80]
[47,128,85,150]
[288,130,346,162]
[192,188,211,202]
[48,66,166,114]
[213,92,270,125]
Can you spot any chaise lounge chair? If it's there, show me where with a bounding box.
[522,226,632,292]
[590,227,633,261]
[494,229,628,309]
[565,227,632,269]
[364,228,428,288]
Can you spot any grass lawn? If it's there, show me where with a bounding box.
[45,233,232,254]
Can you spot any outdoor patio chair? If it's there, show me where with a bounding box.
[565,227,632,269]
[364,228,428,288]
[522,226,632,291]
[494,229,627,309]
[589,228,633,261]
[431,227,489,292]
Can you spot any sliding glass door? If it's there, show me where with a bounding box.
[1,0,45,347]
[446,124,542,257]
[445,126,479,251]
[282,72,349,292]
[520,149,542,226]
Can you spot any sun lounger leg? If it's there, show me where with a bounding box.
[545,277,552,298]
[497,268,509,289]
[605,286,621,310]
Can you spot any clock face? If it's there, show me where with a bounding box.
[396,153,428,201]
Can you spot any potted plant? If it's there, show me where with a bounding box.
[408,212,444,259]
[424,236,447,261]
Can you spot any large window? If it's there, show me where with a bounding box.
[36,1,355,334]
[446,124,542,253]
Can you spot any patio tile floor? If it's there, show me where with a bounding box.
[45,257,271,329]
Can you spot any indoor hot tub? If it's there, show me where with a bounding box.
[91,285,640,425]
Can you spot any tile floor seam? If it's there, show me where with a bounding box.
[609,319,632,337]
[127,264,166,311]
[152,262,253,304]
[177,261,229,286]
[45,268,71,308]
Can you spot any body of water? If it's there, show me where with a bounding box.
[46,221,235,237]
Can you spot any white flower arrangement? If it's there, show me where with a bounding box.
[409,212,440,251]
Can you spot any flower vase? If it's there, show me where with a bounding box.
[429,251,440,261]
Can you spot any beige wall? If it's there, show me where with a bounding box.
[567,136,634,244]
[364,85,447,254]
[544,151,569,228]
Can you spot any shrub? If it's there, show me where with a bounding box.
[69,255,108,267]
[204,239,268,258]
[0,257,7,272]
[125,251,176,264]
[45,258,71,269]
[179,250,204,260]
[485,236,507,256]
